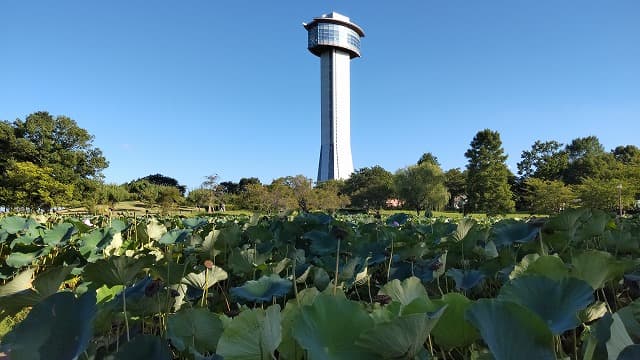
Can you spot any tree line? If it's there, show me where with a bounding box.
[1,112,639,215]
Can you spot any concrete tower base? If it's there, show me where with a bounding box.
[318,48,354,181]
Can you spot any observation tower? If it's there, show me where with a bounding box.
[303,12,364,182]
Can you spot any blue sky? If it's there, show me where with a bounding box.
[1,1,639,190]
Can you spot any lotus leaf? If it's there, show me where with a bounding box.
[159,228,191,244]
[292,293,375,360]
[278,288,320,359]
[182,266,228,290]
[182,217,209,229]
[167,308,223,355]
[230,274,291,303]
[466,299,555,360]
[0,216,39,235]
[618,345,640,360]
[1,291,96,360]
[83,255,154,287]
[498,275,594,334]
[355,306,446,359]
[379,276,428,307]
[386,213,410,226]
[571,250,634,289]
[490,220,538,248]
[5,250,40,268]
[106,334,172,360]
[429,293,480,350]
[217,304,281,360]
[446,268,486,291]
[146,218,167,240]
[509,254,569,281]
[42,222,75,246]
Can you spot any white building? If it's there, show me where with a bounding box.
[304,12,364,182]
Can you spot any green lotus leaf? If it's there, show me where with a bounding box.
[379,276,429,307]
[42,222,75,246]
[498,275,593,334]
[159,229,191,244]
[304,230,336,256]
[0,268,34,297]
[106,334,172,360]
[230,274,291,303]
[430,293,480,350]
[83,255,154,287]
[446,268,486,291]
[278,288,320,360]
[356,306,446,359]
[146,218,167,240]
[509,254,569,281]
[0,216,39,235]
[167,308,223,354]
[618,345,640,360]
[215,223,242,248]
[292,293,375,360]
[79,227,117,260]
[490,220,538,248]
[1,291,96,360]
[5,250,41,268]
[584,313,634,360]
[571,250,635,289]
[182,217,209,229]
[386,213,410,226]
[181,266,228,290]
[217,304,281,360]
[466,299,555,360]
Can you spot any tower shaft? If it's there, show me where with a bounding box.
[318,48,353,181]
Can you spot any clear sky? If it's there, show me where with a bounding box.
[1,1,639,190]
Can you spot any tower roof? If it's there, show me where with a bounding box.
[303,11,365,37]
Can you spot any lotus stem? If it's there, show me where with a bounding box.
[202,268,209,307]
[122,284,130,341]
[333,238,341,295]
[387,236,394,282]
[293,258,300,305]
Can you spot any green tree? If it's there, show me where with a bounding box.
[2,161,74,211]
[517,140,568,181]
[444,168,466,210]
[186,188,210,210]
[575,177,637,212]
[140,174,186,195]
[313,180,350,212]
[394,162,449,215]
[1,112,108,206]
[343,166,394,209]
[612,145,640,165]
[562,136,611,184]
[465,129,515,215]
[202,174,221,213]
[523,178,576,214]
[417,152,440,166]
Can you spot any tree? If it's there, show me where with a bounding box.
[202,174,221,213]
[563,136,611,184]
[186,188,210,210]
[465,129,515,215]
[343,166,394,209]
[313,180,350,212]
[612,145,640,165]
[575,177,637,212]
[517,140,568,181]
[417,152,440,167]
[2,161,74,211]
[444,168,466,210]
[0,112,108,207]
[394,162,449,215]
[140,174,186,196]
[523,178,575,214]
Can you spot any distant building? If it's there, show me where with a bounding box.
[304,12,364,182]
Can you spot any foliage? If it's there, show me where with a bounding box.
[524,178,576,214]
[465,129,515,214]
[517,140,567,181]
[1,161,74,211]
[0,111,108,208]
[395,162,449,215]
[343,166,395,209]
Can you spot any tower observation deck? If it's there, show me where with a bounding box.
[303,12,364,182]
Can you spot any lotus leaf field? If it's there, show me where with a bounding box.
[1,209,640,359]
